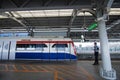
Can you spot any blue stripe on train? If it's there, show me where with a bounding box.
[15,52,77,60]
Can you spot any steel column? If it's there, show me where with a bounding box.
[98,19,112,70]
[97,12,116,80]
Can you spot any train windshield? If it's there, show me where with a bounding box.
[52,44,68,48]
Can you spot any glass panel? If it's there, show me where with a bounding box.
[52,44,68,48]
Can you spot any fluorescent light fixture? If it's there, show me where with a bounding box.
[0,15,7,18]
[78,12,92,16]
[0,8,119,19]
[109,8,120,15]
[12,9,73,18]
[109,12,120,15]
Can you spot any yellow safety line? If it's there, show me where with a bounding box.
[52,65,87,79]
[60,65,86,77]
[45,66,65,80]
[0,70,51,72]
[5,64,8,71]
[12,65,18,71]
[44,65,73,80]
[64,65,94,80]
[37,65,48,72]
[30,65,38,72]
[21,65,28,71]
[54,71,58,80]
[63,65,88,75]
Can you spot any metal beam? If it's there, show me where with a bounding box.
[0,5,91,12]
[0,12,29,31]
[69,0,76,5]
[68,8,96,38]
[12,11,30,26]
[96,0,115,20]
[67,9,78,37]
[10,11,34,35]
[78,9,96,17]
[69,9,78,26]
[9,0,19,7]
[7,12,28,28]
[107,19,120,30]
[20,0,30,7]
[104,0,115,19]
[0,27,98,32]
[104,0,115,9]
[8,0,30,8]
[44,0,53,6]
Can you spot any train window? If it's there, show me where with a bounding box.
[35,44,47,51]
[36,44,47,48]
[52,44,68,48]
[29,44,36,48]
[16,44,47,50]
[17,44,29,48]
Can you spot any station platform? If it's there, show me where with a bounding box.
[0,60,119,80]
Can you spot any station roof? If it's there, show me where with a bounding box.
[0,0,120,41]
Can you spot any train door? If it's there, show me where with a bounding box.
[0,41,4,60]
[41,43,49,60]
[9,41,16,60]
[57,43,66,61]
[65,42,71,61]
[1,41,11,60]
[52,42,68,61]
[50,42,57,61]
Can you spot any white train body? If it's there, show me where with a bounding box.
[0,37,77,61]
[75,42,120,54]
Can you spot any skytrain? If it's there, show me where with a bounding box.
[74,42,120,54]
[74,42,120,59]
[0,37,77,61]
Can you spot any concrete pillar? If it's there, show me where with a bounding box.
[97,19,116,80]
[98,19,112,70]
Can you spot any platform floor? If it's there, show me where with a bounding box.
[0,60,119,80]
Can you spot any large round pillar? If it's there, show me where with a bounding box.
[98,19,112,70]
[97,19,116,80]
